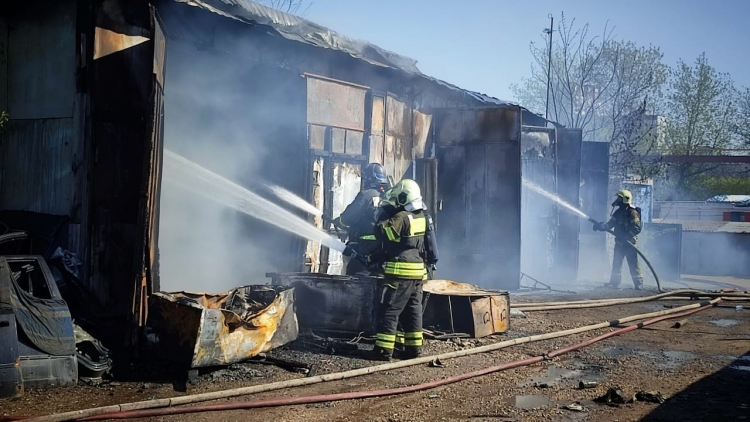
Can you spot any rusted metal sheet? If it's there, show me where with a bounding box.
[386,96,410,138]
[384,135,397,179]
[385,95,413,182]
[433,107,522,290]
[306,76,367,130]
[395,138,411,182]
[6,0,76,119]
[413,111,432,159]
[148,286,298,368]
[0,119,77,215]
[422,280,510,338]
[369,96,385,164]
[371,96,385,134]
[87,2,162,330]
[269,273,379,335]
[153,18,166,87]
[93,26,150,60]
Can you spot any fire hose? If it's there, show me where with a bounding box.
[513,289,750,311]
[59,300,721,420]
[22,298,721,422]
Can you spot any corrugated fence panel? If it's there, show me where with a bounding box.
[7,0,76,119]
[0,119,77,215]
[0,15,8,112]
[433,107,522,290]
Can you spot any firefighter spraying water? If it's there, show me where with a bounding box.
[592,189,644,290]
[521,180,662,292]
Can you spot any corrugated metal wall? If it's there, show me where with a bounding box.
[555,128,582,281]
[0,0,78,216]
[433,107,522,290]
[578,141,610,280]
[520,127,556,281]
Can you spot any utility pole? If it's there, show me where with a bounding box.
[544,14,553,122]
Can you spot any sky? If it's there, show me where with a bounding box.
[303,0,750,104]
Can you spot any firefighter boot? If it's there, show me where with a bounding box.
[633,278,644,290]
[399,346,421,360]
[369,345,393,361]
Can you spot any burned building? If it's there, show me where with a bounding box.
[0,0,582,350]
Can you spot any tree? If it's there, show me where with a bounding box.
[511,13,667,142]
[734,87,750,147]
[511,13,667,177]
[256,0,311,14]
[660,53,737,198]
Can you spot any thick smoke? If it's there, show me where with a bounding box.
[158,42,301,293]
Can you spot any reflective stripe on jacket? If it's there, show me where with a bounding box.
[375,210,427,279]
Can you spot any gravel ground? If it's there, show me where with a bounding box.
[2,287,749,422]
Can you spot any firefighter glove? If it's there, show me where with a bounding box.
[342,245,356,257]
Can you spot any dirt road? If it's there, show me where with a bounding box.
[3,288,749,422]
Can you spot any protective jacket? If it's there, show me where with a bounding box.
[338,188,382,241]
[603,206,642,244]
[375,209,427,280]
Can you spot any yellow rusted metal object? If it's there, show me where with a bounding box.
[423,279,510,338]
[148,286,298,368]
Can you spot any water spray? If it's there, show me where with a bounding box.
[263,183,323,217]
[522,179,662,292]
[163,150,346,253]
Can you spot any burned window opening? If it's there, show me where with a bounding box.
[9,260,52,300]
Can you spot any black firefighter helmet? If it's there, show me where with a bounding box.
[362,163,388,190]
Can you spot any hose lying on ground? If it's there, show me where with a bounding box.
[514,289,750,311]
[23,299,721,422]
[73,300,721,420]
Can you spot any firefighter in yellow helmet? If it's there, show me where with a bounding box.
[369,179,437,361]
[593,189,644,289]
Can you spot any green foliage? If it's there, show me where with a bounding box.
[690,176,750,199]
[662,53,737,195]
[734,87,750,147]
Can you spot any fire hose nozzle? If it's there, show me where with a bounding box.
[588,217,600,224]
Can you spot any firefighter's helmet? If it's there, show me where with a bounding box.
[386,179,423,210]
[362,163,388,189]
[616,189,633,205]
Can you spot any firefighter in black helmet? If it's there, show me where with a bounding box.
[369,179,436,361]
[593,189,644,289]
[334,163,388,275]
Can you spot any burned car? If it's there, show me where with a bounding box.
[0,231,111,398]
